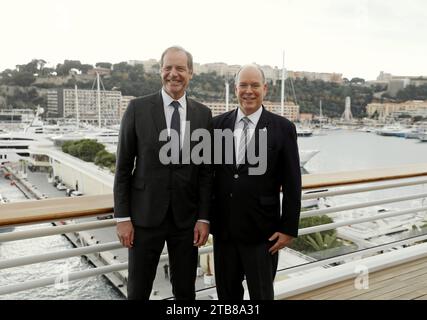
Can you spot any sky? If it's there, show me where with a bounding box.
[1,0,427,80]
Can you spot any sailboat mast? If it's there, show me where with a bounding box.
[281,51,285,117]
[96,72,101,128]
[75,84,79,129]
[319,99,323,118]
[225,80,229,112]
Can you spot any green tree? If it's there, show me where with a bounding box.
[77,139,105,162]
[80,64,94,74]
[56,60,83,76]
[61,139,105,162]
[112,62,133,73]
[12,72,36,86]
[350,77,365,84]
[61,141,73,153]
[67,142,80,157]
[95,62,112,69]
[396,84,427,101]
[94,149,116,168]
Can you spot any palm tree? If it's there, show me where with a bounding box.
[303,232,340,252]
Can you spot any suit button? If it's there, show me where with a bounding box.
[234,174,239,179]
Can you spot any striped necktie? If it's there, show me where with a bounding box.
[237,116,250,166]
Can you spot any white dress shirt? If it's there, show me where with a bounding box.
[234,106,263,163]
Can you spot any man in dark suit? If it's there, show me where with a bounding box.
[211,64,301,300]
[114,46,212,300]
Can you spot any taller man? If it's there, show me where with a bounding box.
[211,64,301,300]
[114,46,212,300]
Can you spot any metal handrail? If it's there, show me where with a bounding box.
[301,191,427,218]
[0,245,217,295]
[0,241,122,269]
[3,232,427,297]
[302,177,427,200]
[0,262,127,296]
[0,219,115,242]
[299,205,427,235]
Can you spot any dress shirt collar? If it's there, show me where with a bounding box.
[161,88,187,110]
[235,105,263,127]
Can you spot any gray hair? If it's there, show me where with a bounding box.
[235,64,266,84]
[160,46,193,72]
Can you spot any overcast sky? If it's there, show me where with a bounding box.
[2,0,426,80]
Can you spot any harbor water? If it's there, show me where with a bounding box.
[299,129,427,210]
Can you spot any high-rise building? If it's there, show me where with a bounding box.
[47,88,122,125]
[203,101,299,121]
[119,95,135,119]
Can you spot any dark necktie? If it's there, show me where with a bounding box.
[170,100,181,156]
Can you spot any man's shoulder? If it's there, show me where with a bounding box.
[131,92,159,107]
[213,109,235,127]
[263,108,295,129]
[187,98,211,113]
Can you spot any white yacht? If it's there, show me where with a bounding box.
[376,124,410,137]
[84,128,119,144]
[296,126,314,137]
[299,149,319,167]
[419,132,427,142]
[50,128,119,146]
[0,131,54,164]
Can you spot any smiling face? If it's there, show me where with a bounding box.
[235,65,267,116]
[160,49,193,100]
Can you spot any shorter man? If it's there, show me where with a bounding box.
[211,64,301,300]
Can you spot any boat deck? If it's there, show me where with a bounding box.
[286,256,427,300]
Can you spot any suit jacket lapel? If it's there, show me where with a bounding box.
[254,106,269,140]
[150,91,167,136]
[225,108,237,132]
[223,109,237,171]
[181,97,198,163]
[185,97,197,144]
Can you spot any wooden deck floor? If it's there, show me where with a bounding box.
[286,256,427,300]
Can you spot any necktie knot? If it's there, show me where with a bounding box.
[170,101,181,110]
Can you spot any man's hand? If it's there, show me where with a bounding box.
[268,232,293,254]
[116,221,134,248]
[193,221,210,247]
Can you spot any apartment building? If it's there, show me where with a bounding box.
[366,100,427,119]
[204,101,299,121]
[47,88,122,125]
